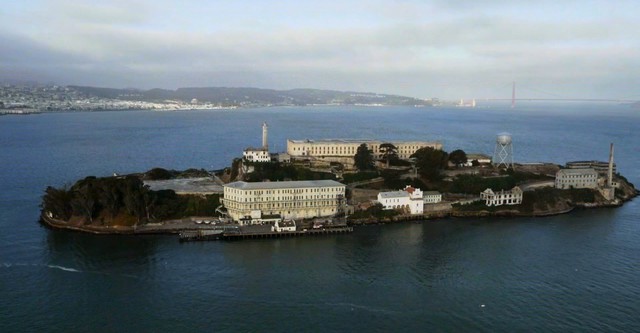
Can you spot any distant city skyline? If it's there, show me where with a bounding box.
[1,0,639,100]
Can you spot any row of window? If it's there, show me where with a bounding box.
[225,187,343,195]
[225,194,343,203]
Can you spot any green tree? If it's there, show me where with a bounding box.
[42,186,73,220]
[379,143,398,168]
[410,147,449,180]
[449,149,468,167]
[70,176,99,224]
[354,143,374,171]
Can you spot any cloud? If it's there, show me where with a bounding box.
[1,0,639,99]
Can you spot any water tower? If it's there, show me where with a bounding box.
[493,133,514,169]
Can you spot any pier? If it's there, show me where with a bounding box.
[179,227,353,242]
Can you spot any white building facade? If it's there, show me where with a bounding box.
[555,168,599,189]
[287,139,443,160]
[480,186,523,206]
[223,180,346,224]
[243,149,271,162]
[377,186,424,215]
[423,191,442,204]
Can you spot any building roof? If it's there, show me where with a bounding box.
[423,191,441,196]
[287,139,440,145]
[467,153,491,160]
[557,168,598,175]
[225,180,345,190]
[244,147,268,152]
[378,191,410,199]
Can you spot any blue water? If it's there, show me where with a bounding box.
[1,103,639,331]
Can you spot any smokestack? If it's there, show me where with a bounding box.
[608,143,614,187]
[262,122,268,150]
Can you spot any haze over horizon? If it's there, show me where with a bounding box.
[1,0,639,100]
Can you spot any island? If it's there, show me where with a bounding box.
[40,124,638,240]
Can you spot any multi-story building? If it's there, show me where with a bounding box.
[480,186,523,206]
[377,185,424,215]
[423,191,442,204]
[287,139,442,160]
[566,161,616,175]
[222,180,346,224]
[555,168,599,189]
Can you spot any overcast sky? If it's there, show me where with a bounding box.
[1,0,638,99]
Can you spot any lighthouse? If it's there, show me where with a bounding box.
[262,122,268,150]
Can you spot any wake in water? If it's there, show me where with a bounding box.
[2,262,80,273]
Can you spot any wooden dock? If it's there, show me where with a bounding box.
[179,227,353,242]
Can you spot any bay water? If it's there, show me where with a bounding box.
[1,103,639,331]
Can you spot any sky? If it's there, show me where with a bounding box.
[1,0,639,99]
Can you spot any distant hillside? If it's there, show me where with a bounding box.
[68,86,432,107]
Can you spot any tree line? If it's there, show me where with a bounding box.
[42,175,220,226]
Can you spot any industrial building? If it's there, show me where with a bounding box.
[554,169,599,189]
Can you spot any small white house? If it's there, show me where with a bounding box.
[378,185,424,215]
[423,191,442,204]
[243,148,271,163]
[480,186,523,206]
[272,220,296,232]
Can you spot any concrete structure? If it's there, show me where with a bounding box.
[222,180,346,224]
[243,122,271,163]
[273,152,291,163]
[423,191,442,204]
[555,168,599,189]
[464,153,492,167]
[480,186,523,206]
[377,185,424,215]
[287,139,442,160]
[493,133,514,169]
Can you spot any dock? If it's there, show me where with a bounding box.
[179,227,353,242]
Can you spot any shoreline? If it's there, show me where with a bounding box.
[40,193,635,236]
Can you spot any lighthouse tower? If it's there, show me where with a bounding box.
[262,122,268,150]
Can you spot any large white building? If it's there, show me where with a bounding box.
[377,185,424,215]
[555,168,599,189]
[480,186,523,206]
[222,180,346,224]
[287,139,442,160]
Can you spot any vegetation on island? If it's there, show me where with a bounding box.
[354,143,375,171]
[143,167,211,180]
[42,173,221,227]
[349,203,400,220]
[410,147,449,180]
